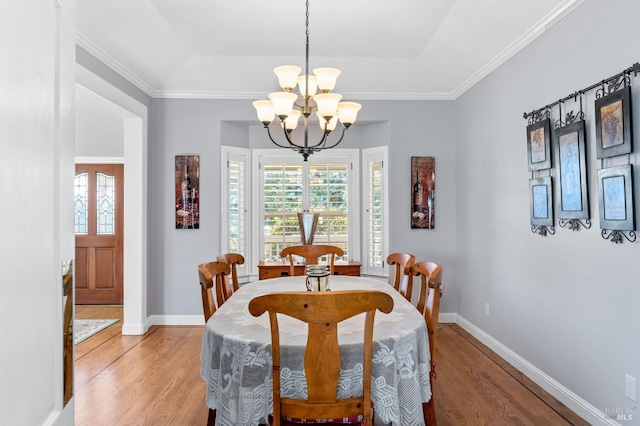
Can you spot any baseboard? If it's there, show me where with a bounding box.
[147,315,204,326]
[455,315,618,426]
[121,320,151,336]
[438,312,457,324]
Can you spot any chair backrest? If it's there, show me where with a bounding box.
[248,290,394,426]
[411,261,443,317]
[410,261,443,351]
[279,245,344,276]
[386,252,415,300]
[410,261,443,426]
[198,261,231,322]
[217,252,245,292]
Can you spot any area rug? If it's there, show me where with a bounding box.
[74,319,119,345]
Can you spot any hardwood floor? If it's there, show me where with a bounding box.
[75,306,588,425]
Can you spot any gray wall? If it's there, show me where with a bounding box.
[454,0,640,417]
[148,98,459,316]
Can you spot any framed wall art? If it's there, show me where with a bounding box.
[175,155,200,229]
[597,164,634,232]
[595,86,632,159]
[526,118,551,171]
[529,176,553,227]
[410,156,435,229]
[555,120,589,224]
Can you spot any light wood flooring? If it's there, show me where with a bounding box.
[75,306,588,426]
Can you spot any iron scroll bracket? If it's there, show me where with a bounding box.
[531,225,555,237]
[558,218,591,231]
[601,229,637,244]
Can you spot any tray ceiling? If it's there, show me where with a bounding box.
[76,0,584,99]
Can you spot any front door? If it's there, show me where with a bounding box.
[74,164,124,304]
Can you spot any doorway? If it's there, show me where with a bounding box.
[74,163,124,304]
[76,64,148,334]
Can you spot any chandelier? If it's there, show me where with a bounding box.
[252,0,362,161]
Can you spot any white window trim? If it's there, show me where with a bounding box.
[251,149,360,273]
[220,146,252,279]
[361,146,389,277]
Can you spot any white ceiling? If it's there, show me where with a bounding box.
[76,0,584,100]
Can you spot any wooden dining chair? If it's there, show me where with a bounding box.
[198,261,232,426]
[62,262,74,405]
[386,252,415,301]
[248,290,394,426]
[410,261,444,426]
[198,261,231,321]
[217,252,245,293]
[280,244,344,276]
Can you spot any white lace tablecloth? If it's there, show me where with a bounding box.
[200,276,431,425]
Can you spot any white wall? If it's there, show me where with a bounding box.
[0,1,76,425]
[454,0,640,422]
[76,88,125,158]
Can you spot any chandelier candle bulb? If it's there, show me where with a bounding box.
[274,65,301,91]
[297,75,318,97]
[313,67,341,92]
[337,102,362,128]
[252,100,275,125]
[283,110,301,131]
[316,112,338,131]
[268,92,297,119]
[313,93,342,118]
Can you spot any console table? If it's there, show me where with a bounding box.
[257,261,361,280]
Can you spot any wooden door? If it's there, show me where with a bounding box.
[74,164,124,304]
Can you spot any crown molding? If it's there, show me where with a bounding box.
[75,31,157,98]
[450,0,585,99]
[155,90,456,101]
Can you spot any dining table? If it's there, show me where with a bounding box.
[200,275,432,426]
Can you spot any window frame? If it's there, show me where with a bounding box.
[220,146,251,279]
[252,149,360,273]
[361,146,389,277]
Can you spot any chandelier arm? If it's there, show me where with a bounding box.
[314,126,347,151]
[266,125,301,149]
[281,126,305,149]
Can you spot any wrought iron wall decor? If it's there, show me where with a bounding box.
[595,85,632,159]
[529,176,555,236]
[524,62,639,241]
[527,117,552,171]
[555,118,591,231]
[525,110,554,236]
[597,165,636,243]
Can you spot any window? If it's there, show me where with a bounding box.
[74,170,117,235]
[253,150,360,267]
[221,147,251,278]
[222,147,387,278]
[362,147,389,276]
